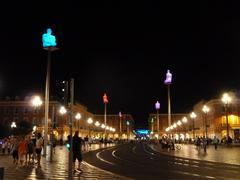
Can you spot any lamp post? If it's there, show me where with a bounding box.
[119,112,122,140]
[11,122,17,136]
[31,96,43,130]
[42,28,58,156]
[202,105,210,138]
[126,121,130,141]
[75,113,81,132]
[87,118,93,137]
[164,70,172,127]
[103,93,109,138]
[190,112,197,140]
[59,106,67,139]
[221,93,232,140]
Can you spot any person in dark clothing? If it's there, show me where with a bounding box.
[72,131,83,172]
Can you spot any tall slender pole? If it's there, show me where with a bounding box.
[119,115,122,139]
[192,119,195,139]
[225,106,229,139]
[43,49,51,156]
[205,114,208,138]
[167,85,171,127]
[104,103,107,138]
[68,78,74,180]
[157,110,159,137]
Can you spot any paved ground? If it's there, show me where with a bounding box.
[83,142,240,179]
[149,143,240,165]
[0,144,129,180]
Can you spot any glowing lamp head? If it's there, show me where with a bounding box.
[126,121,130,126]
[170,126,174,130]
[75,113,81,120]
[11,122,17,128]
[190,112,197,119]
[221,93,232,105]
[173,123,177,128]
[155,101,160,110]
[202,105,210,114]
[177,120,182,126]
[106,126,110,130]
[59,106,67,114]
[182,117,188,123]
[31,96,43,107]
[95,121,100,127]
[87,118,93,124]
[101,124,105,129]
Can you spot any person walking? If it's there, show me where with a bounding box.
[11,137,19,164]
[35,133,44,168]
[72,131,83,173]
[213,136,219,150]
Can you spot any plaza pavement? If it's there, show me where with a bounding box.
[149,143,240,165]
[0,143,130,180]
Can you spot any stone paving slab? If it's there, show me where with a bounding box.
[0,144,130,180]
[149,143,240,165]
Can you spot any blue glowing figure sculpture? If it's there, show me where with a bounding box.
[164,69,172,85]
[42,28,57,48]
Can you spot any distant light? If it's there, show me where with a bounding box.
[190,112,197,119]
[177,120,182,126]
[95,121,100,127]
[106,126,110,130]
[182,117,188,123]
[119,112,122,117]
[87,118,93,124]
[126,121,130,126]
[221,93,232,104]
[59,106,67,114]
[75,113,81,120]
[31,96,43,107]
[173,123,177,128]
[101,124,105,129]
[11,122,17,128]
[33,125,37,131]
[202,105,210,113]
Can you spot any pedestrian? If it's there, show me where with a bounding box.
[203,137,207,153]
[11,137,19,164]
[27,136,34,164]
[84,135,89,151]
[2,139,6,154]
[35,133,44,168]
[7,139,11,155]
[18,136,27,166]
[72,131,83,173]
[213,136,218,150]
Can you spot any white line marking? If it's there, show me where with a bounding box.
[96,149,116,166]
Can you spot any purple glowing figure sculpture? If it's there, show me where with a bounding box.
[164,70,172,85]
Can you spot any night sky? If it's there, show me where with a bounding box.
[1,1,240,128]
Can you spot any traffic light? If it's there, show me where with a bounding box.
[66,135,71,150]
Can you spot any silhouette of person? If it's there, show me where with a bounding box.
[164,70,172,85]
[42,28,57,48]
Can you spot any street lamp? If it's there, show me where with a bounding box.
[119,112,122,140]
[87,118,93,137]
[126,121,130,140]
[31,96,43,130]
[164,69,172,127]
[202,105,210,138]
[221,93,232,140]
[190,112,197,139]
[155,101,160,138]
[59,106,67,139]
[75,113,81,132]
[11,121,17,136]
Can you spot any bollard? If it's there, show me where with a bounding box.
[0,167,4,180]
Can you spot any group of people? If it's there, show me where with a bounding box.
[0,133,44,168]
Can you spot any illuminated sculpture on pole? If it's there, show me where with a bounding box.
[42,28,57,48]
[155,101,160,138]
[42,28,58,163]
[164,70,172,127]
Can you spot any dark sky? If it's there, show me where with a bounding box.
[1,1,240,128]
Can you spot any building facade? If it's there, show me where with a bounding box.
[148,99,240,140]
[0,98,135,140]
